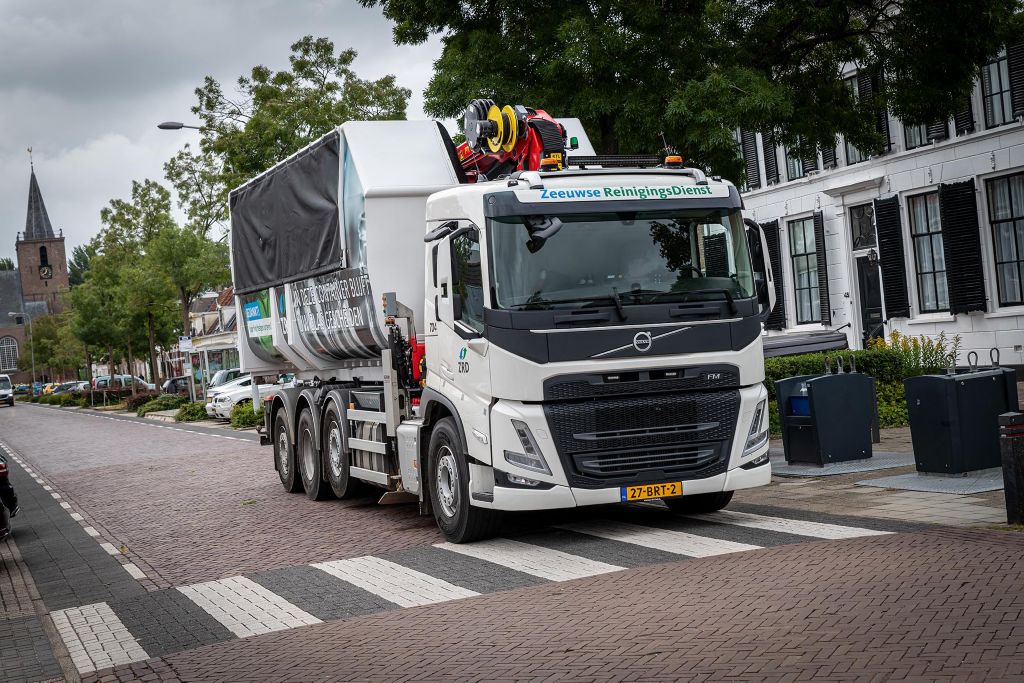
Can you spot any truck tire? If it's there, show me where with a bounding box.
[297,408,331,501]
[663,491,734,514]
[274,410,302,493]
[427,417,502,543]
[323,403,360,498]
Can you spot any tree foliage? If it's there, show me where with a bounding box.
[145,225,230,335]
[0,257,13,271]
[68,243,96,287]
[364,0,1022,181]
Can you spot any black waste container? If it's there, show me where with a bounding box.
[905,364,1018,475]
[775,372,875,466]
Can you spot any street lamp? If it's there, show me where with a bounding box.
[8,312,36,386]
[157,121,203,130]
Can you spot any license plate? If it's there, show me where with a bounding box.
[621,481,682,502]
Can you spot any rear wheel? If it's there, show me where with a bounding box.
[663,490,734,514]
[428,417,502,543]
[297,408,331,501]
[274,410,301,493]
[323,403,360,498]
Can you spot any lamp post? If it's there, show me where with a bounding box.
[157,121,203,131]
[8,311,36,386]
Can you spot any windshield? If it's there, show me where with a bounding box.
[488,209,754,310]
[0,378,10,391]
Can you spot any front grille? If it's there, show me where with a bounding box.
[543,388,740,488]
[544,367,738,401]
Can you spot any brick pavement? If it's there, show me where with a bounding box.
[79,526,1024,682]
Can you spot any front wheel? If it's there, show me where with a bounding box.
[274,410,302,493]
[428,417,502,543]
[663,490,734,514]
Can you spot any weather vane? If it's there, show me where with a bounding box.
[27,146,33,170]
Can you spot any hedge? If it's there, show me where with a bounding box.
[763,332,959,435]
[175,402,208,422]
[124,391,161,411]
[137,394,189,417]
[230,400,264,429]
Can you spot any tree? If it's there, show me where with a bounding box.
[70,254,127,387]
[163,145,228,239]
[189,35,411,194]
[98,179,176,255]
[120,264,178,383]
[0,257,13,271]
[68,243,97,287]
[146,226,230,336]
[364,0,1023,181]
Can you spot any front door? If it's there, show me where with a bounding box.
[856,256,884,348]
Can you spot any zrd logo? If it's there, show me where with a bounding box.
[456,347,469,373]
[633,331,652,353]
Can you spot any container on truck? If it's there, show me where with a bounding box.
[230,102,777,542]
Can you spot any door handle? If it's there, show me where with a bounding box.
[440,362,455,380]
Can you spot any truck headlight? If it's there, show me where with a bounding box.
[742,399,769,456]
[503,419,551,475]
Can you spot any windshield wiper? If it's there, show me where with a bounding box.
[645,288,738,314]
[507,291,627,318]
[610,287,627,321]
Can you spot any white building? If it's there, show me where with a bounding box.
[740,47,1024,367]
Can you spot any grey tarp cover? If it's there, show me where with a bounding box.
[230,130,343,295]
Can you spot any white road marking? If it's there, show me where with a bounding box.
[314,556,478,607]
[59,502,71,510]
[51,602,149,674]
[83,526,100,537]
[99,542,120,555]
[50,492,62,500]
[70,513,84,521]
[178,576,321,638]
[558,520,761,557]
[684,510,893,539]
[122,562,147,579]
[436,538,623,581]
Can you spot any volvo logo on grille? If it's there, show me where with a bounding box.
[633,331,652,352]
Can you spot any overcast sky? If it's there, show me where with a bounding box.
[0,0,441,263]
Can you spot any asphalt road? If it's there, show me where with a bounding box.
[1,403,1023,682]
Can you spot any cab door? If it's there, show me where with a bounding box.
[430,225,493,464]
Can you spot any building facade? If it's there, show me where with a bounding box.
[741,47,1024,367]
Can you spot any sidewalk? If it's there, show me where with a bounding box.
[761,427,1007,526]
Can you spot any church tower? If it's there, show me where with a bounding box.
[16,164,69,314]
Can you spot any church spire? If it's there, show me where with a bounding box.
[24,152,56,241]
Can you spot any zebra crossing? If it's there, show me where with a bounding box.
[48,510,894,674]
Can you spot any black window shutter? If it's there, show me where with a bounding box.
[760,219,786,329]
[762,136,779,185]
[939,179,988,313]
[801,155,818,175]
[1008,42,1024,118]
[857,70,891,152]
[740,129,760,190]
[821,146,837,168]
[873,196,911,318]
[926,121,948,142]
[954,99,975,135]
[812,211,831,325]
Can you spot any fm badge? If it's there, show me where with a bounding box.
[633,331,652,352]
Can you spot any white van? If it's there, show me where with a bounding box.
[0,375,14,407]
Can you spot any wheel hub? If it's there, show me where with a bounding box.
[328,424,343,478]
[277,429,289,475]
[435,446,458,519]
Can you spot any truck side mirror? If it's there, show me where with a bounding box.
[743,218,776,321]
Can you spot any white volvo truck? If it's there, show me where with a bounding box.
[230,111,776,542]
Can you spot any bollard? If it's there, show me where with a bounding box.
[998,412,1024,525]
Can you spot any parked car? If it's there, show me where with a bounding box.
[41,382,61,395]
[53,381,89,394]
[209,368,243,389]
[161,376,191,395]
[93,375,156,391]
[14,383,29,394]
[209,375,291,420]
[0,375,14,407]
[205,375,253,417]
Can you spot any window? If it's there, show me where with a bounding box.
[982,48,1013,128]
[850,203,876,250]
[0,337,17,372]
[451,228,485,333]
[845,77,869,164]
[784,147,805,181]
[904,123,928,150]
[987,173,1024,305]
[39,245,48,267]
[788,217,820,324]
[908,193,949,312]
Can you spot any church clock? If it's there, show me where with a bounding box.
[39,265,53,280]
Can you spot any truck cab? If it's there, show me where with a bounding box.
[415,169,773,540]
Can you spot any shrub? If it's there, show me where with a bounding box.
[175,401,208,422]
[125,391,160,411]
[137,394,189,417]
[75,397,88,408]
[230,400,264,429]
[16,394,30,402]
[29,395,39,403]
[58,392,82,407]
[39,395,55,405]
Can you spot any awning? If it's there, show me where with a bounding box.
[763,330,849,358]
